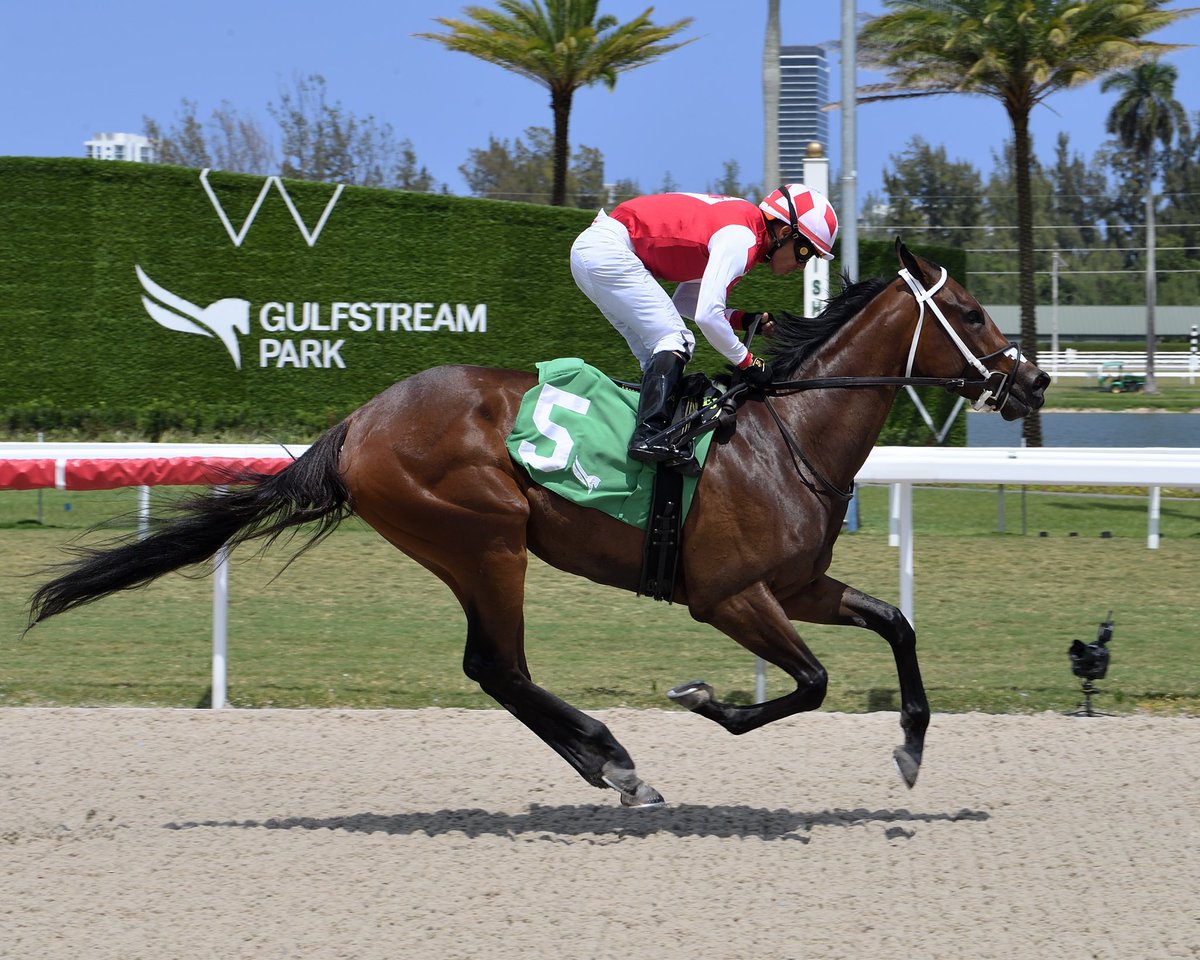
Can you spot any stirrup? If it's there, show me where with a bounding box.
[662,443,700,477]
[628,439,678,463]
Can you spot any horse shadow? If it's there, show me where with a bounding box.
[165,804,989,843]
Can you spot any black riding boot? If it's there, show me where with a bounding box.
[628,350,686,463]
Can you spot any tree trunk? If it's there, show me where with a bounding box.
[763,0,780,192]
[550,87,573,207]
[1144,149,1158,393]
[1008,105,1043,447]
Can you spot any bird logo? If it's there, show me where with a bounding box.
[136,265,251,369]
[571,455,602,493]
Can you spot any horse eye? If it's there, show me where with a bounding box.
[965,309,983,326]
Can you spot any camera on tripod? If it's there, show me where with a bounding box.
[1066,611,1114,716]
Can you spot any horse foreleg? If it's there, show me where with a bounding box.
[783,577,929,788]
[671,583,829,735]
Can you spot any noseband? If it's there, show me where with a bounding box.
[898,267,1021,412]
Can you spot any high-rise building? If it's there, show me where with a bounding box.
[776,45,829,186]
[85,132,155,163]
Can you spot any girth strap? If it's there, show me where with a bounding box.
[639,466,684,603]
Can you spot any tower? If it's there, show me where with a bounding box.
[777,46,829,186]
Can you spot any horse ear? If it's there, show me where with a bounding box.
[895,237,928,284]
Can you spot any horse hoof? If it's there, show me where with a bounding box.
[892,745,922,789]
[618,783,667,809]
[667,680,714,710]
[601,764,666,809]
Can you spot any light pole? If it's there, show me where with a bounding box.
[840,0,858,282]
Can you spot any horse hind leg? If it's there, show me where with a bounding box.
[462,608,665,807]
[669,584,831,735]
[451,548,665,808]
[345,420,663,807]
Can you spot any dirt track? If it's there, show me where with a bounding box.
[1,707,1197,960]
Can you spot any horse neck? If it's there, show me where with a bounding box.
[773,286,915,485]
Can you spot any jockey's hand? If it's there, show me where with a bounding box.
[743,312,776,340]
[738,354,773,389]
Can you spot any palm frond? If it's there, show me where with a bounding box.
[414,1,694,206]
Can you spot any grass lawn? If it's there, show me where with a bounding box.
[1042,379,1200,412]
[2,483,1197,716]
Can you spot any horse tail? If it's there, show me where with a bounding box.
[27,419,353,629]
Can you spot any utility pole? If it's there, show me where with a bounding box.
[1051,249,1061,384]
[840,0,858,282]
[1145,177,1159,393]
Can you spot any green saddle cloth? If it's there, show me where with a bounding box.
[505,357,715,530]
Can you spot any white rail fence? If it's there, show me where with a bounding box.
[4,443,1199,708]
[1041,350,1199,382]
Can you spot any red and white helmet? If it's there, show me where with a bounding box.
[759,184,839,260]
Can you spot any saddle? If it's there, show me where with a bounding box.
[505,358,748,604]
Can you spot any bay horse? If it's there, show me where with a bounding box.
[27,239,1048,807]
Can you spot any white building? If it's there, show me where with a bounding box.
[85,132,155,163]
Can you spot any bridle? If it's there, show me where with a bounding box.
[641,266,1031,502]
[748,266,1029,499]
[897,266,1022,412]
[762,267,1026,410]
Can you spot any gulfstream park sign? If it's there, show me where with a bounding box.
[137,263,487,371]
[133,170,488,371]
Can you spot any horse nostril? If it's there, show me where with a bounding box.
[1034,371,1051,392]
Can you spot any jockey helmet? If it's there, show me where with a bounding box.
[759,184,838,261]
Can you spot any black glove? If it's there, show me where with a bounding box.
[741,312,765,335]
[739,354,773,389]
[742,312,776,346]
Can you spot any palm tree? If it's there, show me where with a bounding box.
[1103,61,1189,394]
[417,1,693,206]
[763,0,781,192]
[857,0,1193,446]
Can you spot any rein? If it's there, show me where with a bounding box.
[758,393,855,502]
[767,374,969,393]
[755,374,969,504]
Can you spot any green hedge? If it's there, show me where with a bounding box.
[0,157,965,444]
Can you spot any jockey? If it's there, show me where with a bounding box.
[570,184,839,463]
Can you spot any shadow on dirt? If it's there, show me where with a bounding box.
[165,804,989,842]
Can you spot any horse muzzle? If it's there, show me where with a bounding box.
[965,345,1050,421]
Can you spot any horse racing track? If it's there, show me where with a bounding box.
[2,707,1196,959]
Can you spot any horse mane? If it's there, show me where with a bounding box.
[764,274,891,380]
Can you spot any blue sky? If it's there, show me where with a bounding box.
[3,0,1198,207]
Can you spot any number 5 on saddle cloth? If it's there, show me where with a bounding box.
[505,357,734,602]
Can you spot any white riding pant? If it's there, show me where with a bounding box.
[570,211,695,372]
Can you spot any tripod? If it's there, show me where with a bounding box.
[1066,678,1112,717]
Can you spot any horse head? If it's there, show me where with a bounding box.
[895,238,1049,421]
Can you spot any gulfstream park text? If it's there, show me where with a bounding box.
[257,301,487,368]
